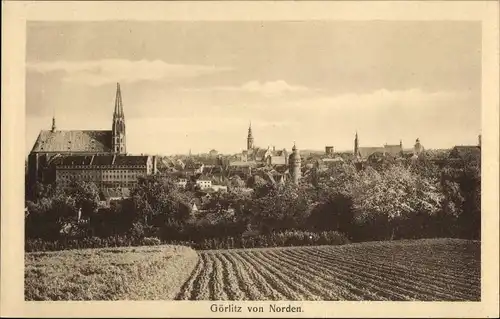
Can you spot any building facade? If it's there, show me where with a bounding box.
[54,155,156,189]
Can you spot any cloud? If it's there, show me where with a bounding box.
[26,59,232,86]
[281,88,473,112]
[182,80,320,97]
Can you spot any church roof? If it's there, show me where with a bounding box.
[31,130,113,153]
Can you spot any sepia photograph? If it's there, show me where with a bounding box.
[24,19,482,302]
[1,1,499,318]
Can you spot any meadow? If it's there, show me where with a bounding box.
[25,238,480,301]
[25,245,198,300]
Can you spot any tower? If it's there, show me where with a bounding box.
[354,131,359,156]
[247,121,254,150]
[51,116,56,132]
[414,138,423,155]
[112,83,126,154]
[289,142,301,185]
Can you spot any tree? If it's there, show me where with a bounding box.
[65,181,100,219]
[345,164,443,240]
[131,175,193,227]
[253,183,313,233]
[230,175,246,189]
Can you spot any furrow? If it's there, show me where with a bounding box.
[265,249,363,301]
[231,251,285,300]
[192,253,213,300]
[283,249,408,301]
[175,253,204,300]
[309,248,468,301]
[326,247,480,297]
[211,253,229,300]
[251,251,323,301]
[239,251,304,300]
[217,252,246,300]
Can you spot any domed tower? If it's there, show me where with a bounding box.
[289,142,301,185]
[414,138,424,155]
[247,121,254,151]
[112,83,126,154]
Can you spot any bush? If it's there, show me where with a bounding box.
[192,230,350,250]
[25,230,349,252]
[142,237,162,246]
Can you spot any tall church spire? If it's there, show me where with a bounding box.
[51,115,56,132]
[247,121,254,150]
[114,82,124,117]
[354,131,359,156]
[112,83,126,154]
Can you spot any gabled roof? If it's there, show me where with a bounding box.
[31,130,113,153]
[357,147,384,158]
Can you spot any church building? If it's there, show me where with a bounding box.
[240,122,289,166]
[27,83,156,197]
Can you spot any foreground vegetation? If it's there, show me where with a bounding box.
[177,238,480,301]
[25,239,480,301]
[26,230,349,252]
[25,245,197,300]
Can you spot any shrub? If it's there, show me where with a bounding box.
[193,230,349,250]
[26,230,348,252]
[142,237,162,246]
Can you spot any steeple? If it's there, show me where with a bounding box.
[247,121,254,150]
[112,83,126,154]
[114,82,124,117]
[354,131,359,156]
[51,115,56,132]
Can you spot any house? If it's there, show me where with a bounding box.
[176,178,188,189]
[211,184,228,192]
[196,176,212,189]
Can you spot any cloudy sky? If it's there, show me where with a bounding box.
[26,21,481,155]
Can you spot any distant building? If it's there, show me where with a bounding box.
[238,122,289,166]
[176,178,188,189]
[325,146,334,155]
[196,177,212,189]
[209,149,219,157]
[184,163,204,175]
[53,154,156,189]
[354,131,403,159]
[211,185,228,192]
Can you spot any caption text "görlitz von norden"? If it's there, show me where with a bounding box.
[210,304,303,313]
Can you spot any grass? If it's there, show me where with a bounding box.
[25,245,198,300]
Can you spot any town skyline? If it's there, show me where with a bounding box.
[26,21,481,155]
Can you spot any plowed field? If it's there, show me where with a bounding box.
[176,239,480,301]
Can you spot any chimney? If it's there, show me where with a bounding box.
[478,134,481,147]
